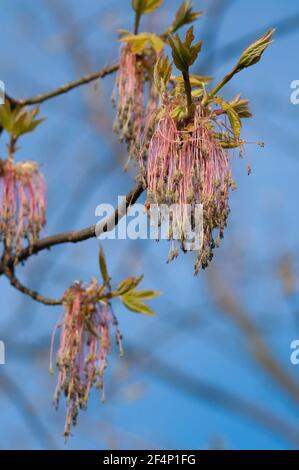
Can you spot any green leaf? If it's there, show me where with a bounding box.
[143,0,163,14]
[1,105,46,138]
[117,29,132,38]
[128,289,161,299]
[172,74,212,89]
[226,107,241,139]
[171,104,188,120]
[116,275,144,296]
[120,32,164,54]
[0,100,13,133]
[216,98,241,138]
[121,292,156,316]
[149,33,164,53]
[167,33,188,72]
[167,27,202,72]
[214,132,244,149]
[170,1,203,33]
[229,94,252,118]
[99,245,110,287]
[154,55,172,94]
[131,0,162,15]
[236,28,275,72]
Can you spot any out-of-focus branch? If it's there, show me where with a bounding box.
[0,370,58,449]
[125,345,299,448]
[207,269,299,407]
[16,63,118,106]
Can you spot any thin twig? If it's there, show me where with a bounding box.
[11,182,144,266]
[5,267,63,306]
[16,63,119,106]
[0,183,145,305]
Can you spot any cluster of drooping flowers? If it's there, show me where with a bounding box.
[145,100,234,273]
[113,40,161,166]
[134,21,274,273]
[0,159,46,258]
[50,278,123,440]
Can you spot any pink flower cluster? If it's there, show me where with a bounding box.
[0,159,46,257]
[51,279,123,439]
[145,104,233,272]
[113,44,158,163]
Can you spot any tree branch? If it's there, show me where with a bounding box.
[5,267,63,306]
[2,182,144,270]
[16,63,119,106]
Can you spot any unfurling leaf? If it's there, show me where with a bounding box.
[117,29,131,38]
[216,98,241,138]
[121,291,157,316]
[172,74,212,90]
[236,28,275,72]
[171,104,188,120]
[170,1,203,33]
[226,107,241,139]
[116,275,144,296]
[128,289,160,299]
[132,0,163,15]
[215,132,244,149]
[167,27,202,72]
[154,55,173,94]
[229,94,252,118]
[99,245,110,287]
[0,102,45,138]
[120,32,164,54]
[0,99,13,133]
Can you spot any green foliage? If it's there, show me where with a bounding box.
[229,94,252,118]
[131,0,163,16]
[216,97,241,139]
[169,1,203,33]
[116,275,144,296]
[214,132,244,149]
[154,55,173,94]
[113,274,160,316]
[96,246,160,316]
[99,245,111,288]
[0,100,45,138]
[236,28,275,73]
[120,32,164,54]
[167,27,202,73]
[215,95,252,139]
[172,74,212,92]
[120,288,160,316]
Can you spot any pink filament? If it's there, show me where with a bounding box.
[52,280,123,439]
[145,105,232,271]
[0,159,47,255]
[114,45,158,160]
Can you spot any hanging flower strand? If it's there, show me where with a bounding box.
[51,279,123,439]
[112,1,203,169]
[113,33,164,166]
[0,159,46,257]
[141,26,274,273]
[0,101,46,259]
[51,247,160,439]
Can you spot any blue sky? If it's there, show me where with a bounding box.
[0,0,299,450]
